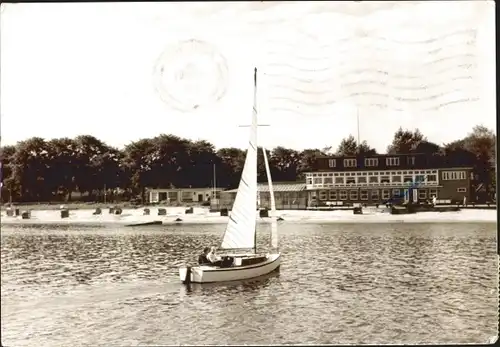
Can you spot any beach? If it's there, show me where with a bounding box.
[1,206,496,225]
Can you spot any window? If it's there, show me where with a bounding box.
[357,176,367,184]
[182,191,193,201]
[415,175,426,183]
[328,159,336,168]
[369,176,379,184]
[418,190,427,199]
[429,189,438,198]
[350,190,358,200]
[306,177,312,185]
[393,189,401,198]
[339,190,348,200]
[334,177,344,184]
[324,177,333,184]
[319,190,327,200]
[382,189,390,199]
[313,177,322,184]
[457,187,467,193]
[386,157,400,166]
[329,190,337,200]
[403,175,413,183]
[365,158,379,167]
[427,174,437,182]
[391,175,402,183]
[360,190,369,200]
[443,171,467,180]
[371,189,379,200]
[344,159,357,167]
[407,156,415,165]
[346,177,355,185]
[381,176,390,183]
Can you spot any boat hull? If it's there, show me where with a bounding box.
[179,253,281,283]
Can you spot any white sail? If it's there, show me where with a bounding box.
[262,146,278,249]
[220,68,258,250]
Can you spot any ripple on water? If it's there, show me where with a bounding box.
[1,222,498,346]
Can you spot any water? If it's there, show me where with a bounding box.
[1,222,497,346]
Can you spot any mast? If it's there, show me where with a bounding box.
[213,162,216,205]
[263,146,278,251]
[356,107,360,147]
[253,67,258,255]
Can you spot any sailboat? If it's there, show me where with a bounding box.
[178,67,281,284]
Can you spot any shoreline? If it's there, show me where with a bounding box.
[2,202,496,212]
[1,207,496,226]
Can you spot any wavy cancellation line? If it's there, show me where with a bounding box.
[266,75,477,96]
[263,90,480,114]
[266,87,476,105]
[262,65,477,85]
[263,28,477,56]
[263,37,477,64]
[264,27,476,50]
[264,53,477,76]
[264,96,480,117]
[264,99,480,115]
[263,63,477,86]
[264,44,477,68]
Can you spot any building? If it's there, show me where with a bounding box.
[305,153,474,206]
[220,182,308,210]
[147,187,225,204]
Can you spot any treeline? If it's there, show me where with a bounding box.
[0,125,495,203]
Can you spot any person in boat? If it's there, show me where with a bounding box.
[198,247,212,265]
[207,247,224,266]
[207,247,219,262]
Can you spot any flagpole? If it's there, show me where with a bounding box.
[357,107,360,147]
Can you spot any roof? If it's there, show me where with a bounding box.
[223,183,306,193]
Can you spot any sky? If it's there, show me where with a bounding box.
[0,1,496,153]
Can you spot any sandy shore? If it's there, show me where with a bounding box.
[0,206,497,225]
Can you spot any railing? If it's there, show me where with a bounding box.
[306,181,439,190]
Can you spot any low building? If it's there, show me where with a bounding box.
[220,182,308,210]
[305,153,475,206]
[147,187,225,204]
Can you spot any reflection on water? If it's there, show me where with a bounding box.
[1,222,498,346]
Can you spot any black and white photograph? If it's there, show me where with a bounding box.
[0,1,497,345]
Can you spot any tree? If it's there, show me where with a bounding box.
[149,134,192,188]
[412,140,441,155]
[460,125,496,200]
[46,138,78,201]
[269,146,300,182]
[357,140,377,155]
[257,147,273,183]
[72,135,112,198]
[186,140,219,188]
[121,138,157,201]
[297,148,326,178]
[0,145,17,202]
[216,147,246,188]
[386,127,426,154]
[336,135,358,156]
[10,137,52,201]
[335,135,377,156]
[1,126,491,203]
